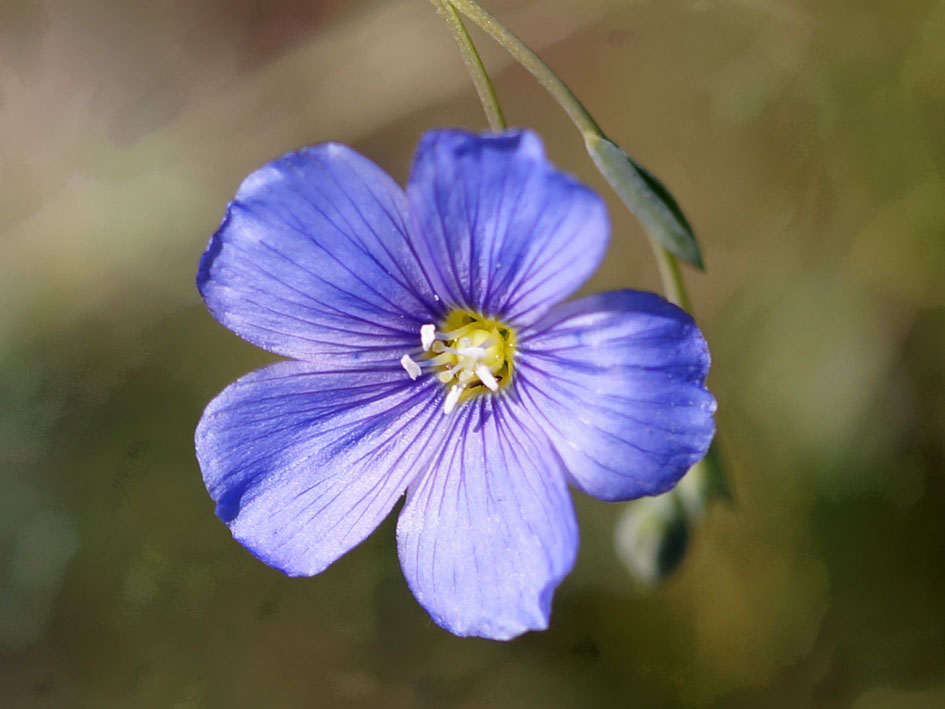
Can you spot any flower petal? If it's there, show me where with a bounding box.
[198,144,442,362]
[196,360,446,576]
[406,129,608,324]
[517,290,716,501]
[396,398,578,640]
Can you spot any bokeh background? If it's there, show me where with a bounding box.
[2,0,944,706]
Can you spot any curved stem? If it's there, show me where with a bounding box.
[436,1,696,316]
[445,0,698,313]
[448,0,601,138]
[431,0,727,508]
[649,242,692,312]
[431,0,506,131]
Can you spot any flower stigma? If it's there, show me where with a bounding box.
[400,310,516,414]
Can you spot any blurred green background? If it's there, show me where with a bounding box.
[2,0,944,706]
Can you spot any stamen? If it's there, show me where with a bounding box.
[408,310,515,413]
[443,384,463,414]
[438,323,477,341]
[475,365,499,392]
[420,323,436,352]
[428,352,455,367]
[400,354,421,380]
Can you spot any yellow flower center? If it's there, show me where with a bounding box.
[400,310,516,414]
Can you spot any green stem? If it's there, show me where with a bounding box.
[437,1,699,323]
[431,0,506,131]
[445,0,695,313]
[447,0,601,138]
[433,0,728,520]
[649,242,692,312]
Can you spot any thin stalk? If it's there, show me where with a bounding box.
[445,0,695,313]
[430,0,506,131]
[432,0,729,520]
[447,0,601,138]
[649,242,692,312]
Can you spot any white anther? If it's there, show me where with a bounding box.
[443,385,463,415]
[400,354,421,380]
[475,365,499,392]
[420,324,436,352]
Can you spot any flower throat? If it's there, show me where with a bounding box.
[400,310,516,414]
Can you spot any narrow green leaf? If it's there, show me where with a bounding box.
[585,133,704,270]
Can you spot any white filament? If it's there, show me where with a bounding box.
[456,345,487,359]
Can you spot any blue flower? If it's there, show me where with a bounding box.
[196,129,715,640]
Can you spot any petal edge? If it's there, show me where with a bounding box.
[196,360,447,576]
[518,290,716,501]
[397,397,578,640]
[406,129,608,324]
